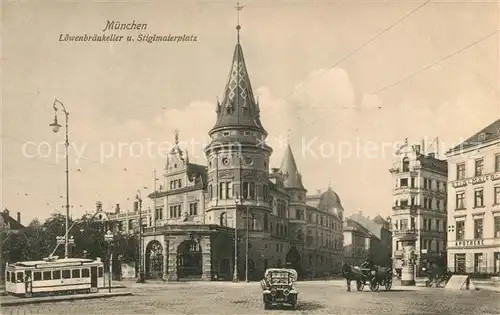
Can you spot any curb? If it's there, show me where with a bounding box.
[1,291,133,306]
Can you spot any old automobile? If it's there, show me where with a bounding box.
[260,268,298,310]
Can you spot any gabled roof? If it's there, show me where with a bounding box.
[1,210,24,230]
[279,144,305,190]
[447,118,500,154]
[210,42,266,134]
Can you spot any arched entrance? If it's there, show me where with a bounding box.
[177,240,202,279]
[286,246,302,278]
[145,241,163,280]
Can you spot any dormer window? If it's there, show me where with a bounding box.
[223,131,230,136]
[478,133,486,141]
[244,131,251,136]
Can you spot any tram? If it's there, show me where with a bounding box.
[5,256,105,297]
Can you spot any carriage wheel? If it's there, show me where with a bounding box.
[384,279,392,291]
[369,281,380,292]
[356,281,364,291]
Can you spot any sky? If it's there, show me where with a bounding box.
[2,0,500,226]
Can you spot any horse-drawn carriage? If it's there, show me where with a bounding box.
[260,268,298,310]
[341,262,393,292]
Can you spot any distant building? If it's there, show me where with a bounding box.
[389,140,448,274]
[343,217,373,266]
[446,119,500,274]
[1,209,25,280]
[348,212,392,267]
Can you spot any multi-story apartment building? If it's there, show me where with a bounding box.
[343,217,372,266]
[1,209,25,280]
[348,213,392,266]
[390,140,448,275]
[107,24,345,281]
[446,119,500,275]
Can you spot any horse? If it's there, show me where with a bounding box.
[341,262,370,292]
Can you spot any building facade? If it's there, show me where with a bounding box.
[343,217,373,266]
[446,119,500,275]
[109,25,344,281]
[348,213,392,267]
[390,140,448,275]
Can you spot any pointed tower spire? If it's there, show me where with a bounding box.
[209,3,266,136]
[235,2,244,44]
[279,144,305,190]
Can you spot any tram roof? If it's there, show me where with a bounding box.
[9,258,99,268]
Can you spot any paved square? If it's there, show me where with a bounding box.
[2,281,499,315]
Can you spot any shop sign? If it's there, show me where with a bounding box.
[455,239,484,247]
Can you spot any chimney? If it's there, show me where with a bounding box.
[115,203,120,214]
[16,212,21,224]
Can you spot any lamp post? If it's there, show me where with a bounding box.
[49,98,70,259]
[104,230,115,293]
[136,190,145,283]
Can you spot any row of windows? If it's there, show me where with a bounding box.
[306,213,340,229]
[395,198,446,211]
[398,176,446,192]
[169,179,182,190]
[453,217,500,240]
[456,155,500,180]
[208,182,269,201]
[6,267,103,283]
[455,186,500,209]
[393,218,445,232]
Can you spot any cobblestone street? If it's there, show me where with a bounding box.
[2,281,500,315]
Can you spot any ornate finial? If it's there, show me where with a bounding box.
[174,129,180,146]
[287,129,292,144]
[328,180,332,188]
[235,2,245,44]
[404,137,408,145]
[185,149,190,163]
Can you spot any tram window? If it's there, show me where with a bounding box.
[33,272,42,281]
[98,267,103,277]
[6,272,10,282]
[10,272,15,283]
[43,271,52,280]
[82,268,90,278]
[16,272,24,282]
[53,270,61,279]
[72,269,81,278]
[62,270,71,279]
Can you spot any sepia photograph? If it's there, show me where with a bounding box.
[1,0,500,314]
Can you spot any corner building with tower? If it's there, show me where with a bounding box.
[136,26,344,281]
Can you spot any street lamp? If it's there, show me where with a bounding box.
[104,230,115,293]
[136,190,145,283]
[49,98,71,259]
